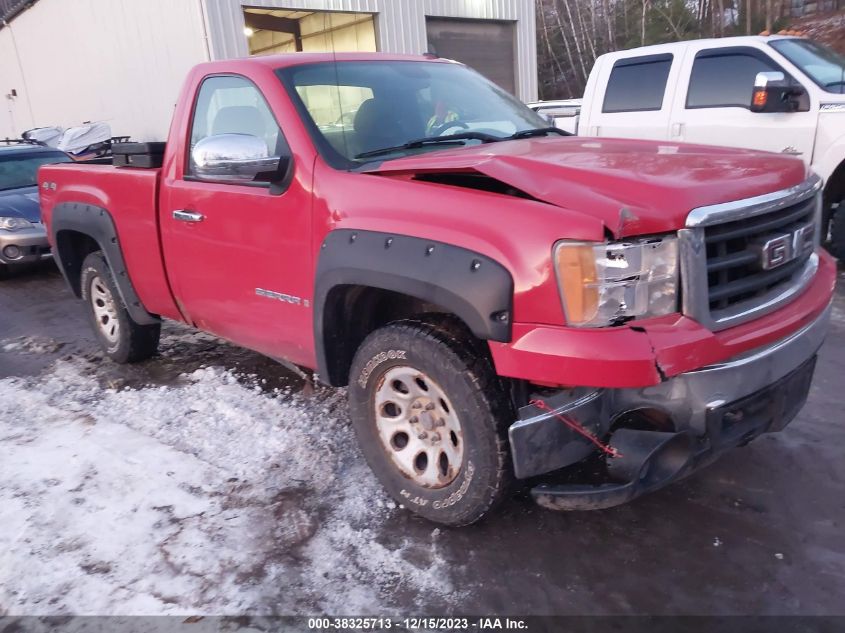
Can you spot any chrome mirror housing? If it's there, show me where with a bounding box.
[754,71,786,88]
[190,133,280,183]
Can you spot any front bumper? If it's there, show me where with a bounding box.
[0,225,51,265]
[509,301,830,507]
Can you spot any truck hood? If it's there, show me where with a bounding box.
[362,137,807,237]
[0,185,42,223]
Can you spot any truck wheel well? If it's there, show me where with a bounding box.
[55,229,101,297]
[825,160,845,209]
[320,285,487,387]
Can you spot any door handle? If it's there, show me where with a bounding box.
[671,122,685,138]
[172,210,204,223]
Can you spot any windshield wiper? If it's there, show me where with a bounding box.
[355,131,503,160]
[508,127,573,139]
[354,127,572,160]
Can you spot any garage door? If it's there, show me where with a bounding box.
[425,18,517,95]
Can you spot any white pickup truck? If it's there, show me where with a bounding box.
[530,35,845,256]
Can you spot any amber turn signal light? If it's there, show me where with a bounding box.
[554,242,599,326]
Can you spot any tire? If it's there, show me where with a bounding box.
[79,251,160,363]
[828,202,845,261]
[348,319,513,526]
[0,263,8,280]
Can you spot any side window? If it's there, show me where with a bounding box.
[188,75,283,179]
[686,51,780,109]
[602,54,673,113]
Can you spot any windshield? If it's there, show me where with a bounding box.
[277,60,548,166]
[0,151,71,191]
[770,39,845,94]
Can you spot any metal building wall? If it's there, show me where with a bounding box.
[0,0,209,141]
[202,0,538,102]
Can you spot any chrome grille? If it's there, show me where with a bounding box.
[705,196,816,312]
[680,176,822,332]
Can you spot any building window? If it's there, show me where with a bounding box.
[243,9,377,55]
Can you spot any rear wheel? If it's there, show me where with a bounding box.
[348,319,512,526]
[80,251,160,363]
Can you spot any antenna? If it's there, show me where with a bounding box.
[326,12,350,159]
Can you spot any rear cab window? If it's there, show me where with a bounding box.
[602,54,673,113]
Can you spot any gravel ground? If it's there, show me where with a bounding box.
[1,261,844,616]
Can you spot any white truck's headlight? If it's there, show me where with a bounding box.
[0,217,35,231]
[554,235,678,327]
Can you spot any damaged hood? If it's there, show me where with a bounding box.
[362,137,808,237]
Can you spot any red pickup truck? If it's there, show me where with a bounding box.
[39,53,835,526]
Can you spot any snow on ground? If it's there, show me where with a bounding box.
[0,352,460,615]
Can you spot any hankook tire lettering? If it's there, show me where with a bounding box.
[358,349,407,388]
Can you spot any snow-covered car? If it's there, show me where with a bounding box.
[0,143,71,275]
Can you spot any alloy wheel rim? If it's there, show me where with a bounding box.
[373,365,464,489]
[90,275,120,344]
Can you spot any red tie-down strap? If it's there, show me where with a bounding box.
[529,399,622,459]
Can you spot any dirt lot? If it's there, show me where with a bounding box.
[1,261,844,616]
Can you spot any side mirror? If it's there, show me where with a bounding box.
[751,71,809,113]
[190,133,283,183]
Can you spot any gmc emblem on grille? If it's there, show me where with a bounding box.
[754,222,815,270]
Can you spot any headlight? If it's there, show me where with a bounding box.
[554,235,678,327]
[0,217,35,231]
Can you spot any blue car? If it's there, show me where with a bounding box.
[0,143,71,275]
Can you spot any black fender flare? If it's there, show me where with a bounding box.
[51,202,159,325]
[314,229,513,384]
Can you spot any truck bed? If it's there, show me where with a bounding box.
[38,162,181,321]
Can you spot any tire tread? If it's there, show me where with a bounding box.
[349,316,513,526]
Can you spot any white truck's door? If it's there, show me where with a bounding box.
[669,43,817,163]
[580,46,683,140]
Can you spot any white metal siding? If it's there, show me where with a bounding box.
[0,0,537,141]
[203,0,538,102]
[0,0,208,141]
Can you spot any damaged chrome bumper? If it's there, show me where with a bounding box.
[509,302,831,509]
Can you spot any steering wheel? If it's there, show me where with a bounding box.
[429,120,469,137]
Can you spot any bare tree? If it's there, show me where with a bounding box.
[642,0,648,45]
[535,0,795,99]
[559,0,591,80]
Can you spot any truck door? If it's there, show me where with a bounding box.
[669,45,816,162]
[160,74,313,366]
[581,51,680,140]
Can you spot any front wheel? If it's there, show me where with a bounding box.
[80,251,160,363]
[348,320,512,526]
